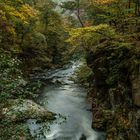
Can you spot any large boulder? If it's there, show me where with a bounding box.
[0,99,55,140]
[1,99,55,122]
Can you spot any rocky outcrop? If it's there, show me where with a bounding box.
[1,99,55,122]
[0,99,55,140]
[87,44,140,140]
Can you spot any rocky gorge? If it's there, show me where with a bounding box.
[86,39,140,140]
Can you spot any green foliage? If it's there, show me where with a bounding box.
[85,0,140,32]
[62,0,140,32]
[0,0,68,107]
[61,1,77,11]
[73,63,93,86]
[0,0,68,74]
[0,52,42,102]
[0,52,24,101]
[0,0,38,47]
[0,0,68,104]
[67,24,116,53]
[40,4,67,64]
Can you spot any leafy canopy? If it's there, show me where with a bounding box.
[67,24,116,52]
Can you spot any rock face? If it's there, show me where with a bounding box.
[0,99,55,140]
[1,99,55,122]
[86,44,140,140]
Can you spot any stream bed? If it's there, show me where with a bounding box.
[27,61,104,140]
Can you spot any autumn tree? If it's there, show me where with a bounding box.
[0,0,68,72]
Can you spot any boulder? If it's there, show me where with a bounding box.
[1,99,55,122]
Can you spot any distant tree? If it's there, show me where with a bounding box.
[61,0,85,27]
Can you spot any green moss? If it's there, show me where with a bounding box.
[72,63,93,87]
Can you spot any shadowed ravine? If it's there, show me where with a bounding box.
[27,61,104,140]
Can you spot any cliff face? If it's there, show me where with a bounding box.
[86,43,140,139]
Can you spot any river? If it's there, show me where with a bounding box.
[27,61,104,140]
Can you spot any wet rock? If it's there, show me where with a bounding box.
[52,79,63,84]
[1,99,55,122]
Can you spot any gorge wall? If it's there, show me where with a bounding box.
[86,41,140,140]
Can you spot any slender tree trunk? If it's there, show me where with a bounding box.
[76,0,84,27]
[128,0,131,9]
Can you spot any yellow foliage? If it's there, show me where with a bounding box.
[6,26,16,37]
[20,4,38,18]
[1,1,38,24]
[0,0,39,45]
[67,24,116,52]
[68,24,115,43]
[95,0,115,4]
[0,10,6,20]
[9,11,26,21]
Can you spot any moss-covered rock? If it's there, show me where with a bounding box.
[0,99,55,140]
[1,99,55,122]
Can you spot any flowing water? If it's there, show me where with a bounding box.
[27,61,104,140]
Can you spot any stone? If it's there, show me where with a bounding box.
[1,99,55,122]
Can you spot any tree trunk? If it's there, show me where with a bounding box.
[76,0,84,27]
